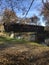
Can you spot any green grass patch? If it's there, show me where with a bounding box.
[0,36,28,44]
[0,36,48,47]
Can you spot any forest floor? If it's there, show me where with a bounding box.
[0,36,49,65]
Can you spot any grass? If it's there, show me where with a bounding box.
[0,35,49,48]
[0,36,29,44]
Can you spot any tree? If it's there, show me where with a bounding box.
[30,15,40,25]
[2,8,18,23]
[3,8,18,38]
[41,0,49,26]
[41,0,49,44]
[20,18,31,24]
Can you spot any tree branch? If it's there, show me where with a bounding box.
[42,0,49,10]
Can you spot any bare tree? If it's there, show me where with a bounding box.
[30,15,39,25]
[41,0,49,26]
[2,8,18,38]
[2,8,18,23]
[20,18,31,24]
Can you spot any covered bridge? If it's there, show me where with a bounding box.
[3,22,49,43]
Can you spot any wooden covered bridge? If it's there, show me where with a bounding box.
[3,22,49,43]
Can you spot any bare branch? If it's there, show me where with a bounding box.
[42,0,49,10]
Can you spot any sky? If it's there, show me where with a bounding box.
[0,0,45,26]
[16,0,45,26]
[16,0,42,18]
[0,0,42,17]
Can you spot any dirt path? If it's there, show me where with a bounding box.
[0,43,49,65]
